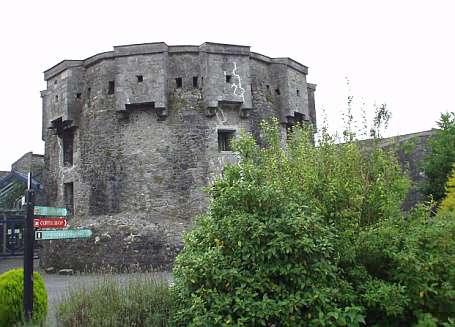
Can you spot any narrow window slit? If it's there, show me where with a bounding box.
[62,129,74,166]
[64,182,74,216]
[108,81,115,94]
[175,77,182,88]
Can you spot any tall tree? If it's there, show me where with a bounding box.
[421,112,455,203]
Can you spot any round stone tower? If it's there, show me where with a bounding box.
[39,42,316,271]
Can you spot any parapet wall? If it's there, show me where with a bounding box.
[42,43,312,135]
[40,42,316,271]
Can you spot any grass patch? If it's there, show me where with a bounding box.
[56,275,174,327]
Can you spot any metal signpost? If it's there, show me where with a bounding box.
[22,181,92,321]
[23,173,34,321]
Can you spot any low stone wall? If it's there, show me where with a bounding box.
[39,213,191,272]
[379,130,435,210]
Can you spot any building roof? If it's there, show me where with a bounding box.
[0,170,43,191]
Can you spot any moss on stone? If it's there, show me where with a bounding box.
[115,148,124,161]
[153,175,165,184]
[168,93,189,112]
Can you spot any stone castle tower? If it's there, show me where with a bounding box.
[40,42,316,271]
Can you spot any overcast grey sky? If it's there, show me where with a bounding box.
[0,0,453,170]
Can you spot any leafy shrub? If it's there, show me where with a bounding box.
[173,197,362,326]
[173,118,409,326]
[353,207,455,325]
[439,164,455,214]
[421,112,455,203]
[57,275,174,327]
[173,115,455,326]
[0,268,48,327]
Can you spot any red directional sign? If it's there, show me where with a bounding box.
[33,218,68,229]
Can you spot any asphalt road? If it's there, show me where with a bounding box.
[0,257,171,326]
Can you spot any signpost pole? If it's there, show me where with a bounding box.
[23,173,34,321]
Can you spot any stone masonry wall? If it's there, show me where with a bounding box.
[40,43,316,272]
[380,130,436,210]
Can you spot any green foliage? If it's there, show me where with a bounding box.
[173,113,455,326]
[173,118,410,326]
[353,208,455,325]
[399,137,418,157]
[0,181,26,209]
[422,112,455,202]
[439,164,455,214]
[0,268,48,327]
[168,93,189,112]
[57,276,174,327]
[173,202,361,326]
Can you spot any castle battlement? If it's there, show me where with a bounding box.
[40,42,317,271]
[44,42,308,79]
[42,43,315,144]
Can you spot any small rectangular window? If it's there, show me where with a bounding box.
[294,112,304,124]
[225,75,232,83]
[108,81,115,94]
[296,89,300,96]
[76,93,82,99]
[55,95,59,102]
[193,76,198,88]
[87,87,91,97]
[266,85,270,91]
[175,77,182,88]
[218,130,235,152]
[275,88,281,95]
[137,75,143,83]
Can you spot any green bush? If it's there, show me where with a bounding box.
[173,116,455,326]
[353,207,455,325]
[421,112,455,203]
[0,268,48,327]
[172,118,407,326]
[57,275,174,327]
[173,199,362,326]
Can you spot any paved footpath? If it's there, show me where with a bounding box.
[0,257,171,326]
